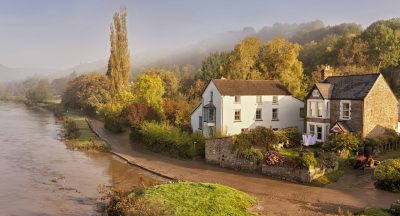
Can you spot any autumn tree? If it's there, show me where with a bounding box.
[226,36,262,80]
[198,51,230,83]
[163,98,191,129]
[144,68,178,98]
[122,102,160,130]
[107,7,131,93]
[134,74,165,116]
[259,38,305,98]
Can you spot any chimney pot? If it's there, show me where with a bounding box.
[321,65,333,81]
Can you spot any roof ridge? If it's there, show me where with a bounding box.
[326,73,380,78]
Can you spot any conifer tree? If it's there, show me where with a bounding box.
[107,7,131,93]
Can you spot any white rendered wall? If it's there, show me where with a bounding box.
[190,105,202,132]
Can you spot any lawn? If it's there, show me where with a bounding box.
[355,208,392,216]
[64,113,110,151]
[112,182,257,216]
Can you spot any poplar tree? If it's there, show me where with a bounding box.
[107,7,131,93]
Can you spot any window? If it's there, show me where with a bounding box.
[309,101,316,117]
[234,96,241,103]
[312,89,320,97]
[256,96,262,104]
[198,116,203,129]
[272,96,278,104]
[234,109,241,121]
[317,102,323,117]
[310,124,315,135]
[317,126,322,140]
[209,108,215,122]
[256,108,262,120]
[210,91,213,102]
[272,108,279,120]
[341,101,351,120]
[299,108,304,118]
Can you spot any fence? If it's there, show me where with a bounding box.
[377,141,400,153]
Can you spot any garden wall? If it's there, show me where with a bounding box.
[205,137,260,172]
[261,163,338,183]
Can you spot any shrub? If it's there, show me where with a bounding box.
[296,151,317,169]
[275,130,288,144]
[191,131,206,158]
[122,102,161,130]
[242,148,264,164]
[333,133,361,152]
[374,159,400,192]
[64,118,80,139]
[281,127,302,147]
[232,133,253,152]
[318,152,338,169]
[248,126,278,150]
[138,122,196,158]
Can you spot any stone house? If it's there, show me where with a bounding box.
[191,79,304,138]
[305,68,399,142]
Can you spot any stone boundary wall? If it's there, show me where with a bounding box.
[261,163,338,183]
[205,137,260,172]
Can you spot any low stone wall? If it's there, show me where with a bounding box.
[205,137,260,172]
[261,163,338,183]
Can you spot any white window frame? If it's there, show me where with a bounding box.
[340,100,351,120]
[272,96,278,104]
[256,108,262,121]
[256,96,262,104]
[234,96,241,103]
[272,108,279,121]
[317,101,323,117]
[309,124,315,135]
[312,89,320,97]
[234,109,241,121]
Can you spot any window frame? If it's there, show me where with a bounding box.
[272,96,278,104]
[340,100,351,120]
[256,96,262,104]
[312,89,320,97]
[310,124,315,135]
[255,108,262,121]
[234,109,241,121]
[198,116,203,130]
[272,108,279,121]
[317,101,323,117]
[234,96,241,103]
[316,126,322,140]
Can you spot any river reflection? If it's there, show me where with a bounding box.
[0,102,162,216]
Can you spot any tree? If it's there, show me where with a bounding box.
[122,102,160,129]
[134,74,165,116]
[62,72,112,114]
[198,51,230,83]
[107,7,131,93]
[226,36,262,80]
[187,79,205,103]
[163,98,191,129]
[259,38,305,98]
[25,79,51,103]
[144,68,179,98]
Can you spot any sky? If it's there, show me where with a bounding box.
[0,0,400,69]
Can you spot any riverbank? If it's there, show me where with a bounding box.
[88,118,400,216]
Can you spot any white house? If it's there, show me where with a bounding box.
[191,79,304,138]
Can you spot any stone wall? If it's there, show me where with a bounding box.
[330,99,363,136]
[261,163,338,183]
[205,137,260,172]
[363,75,399,138]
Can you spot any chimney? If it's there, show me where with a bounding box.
[320,65,333,81]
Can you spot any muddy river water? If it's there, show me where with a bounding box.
[0,102,162,216]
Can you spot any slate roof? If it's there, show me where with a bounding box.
[212,79,291,96]
[318,73,380,100]
[330,121,354,133]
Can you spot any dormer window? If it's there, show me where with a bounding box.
[312,89,320,97]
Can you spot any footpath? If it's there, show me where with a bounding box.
[87,119,399,216]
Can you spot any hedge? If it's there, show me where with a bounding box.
[374,159,400,192]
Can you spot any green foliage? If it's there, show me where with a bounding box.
[191,131,206,158]
[134,73,165,117]
[144,68,179,98]
[64,118,80,139]
[138,122,197,159]
[356,208,392,216]
[25,79,52,103]
[62,73,112,114]
[114,182,257,216]
[333,133,361,152]
[374,159,400,192]
[198,51,230,83]
[233,126,278,152]
[296,151,317,169]
[107,7,131,93]
[242,148,264,164]
[279,127,302,147]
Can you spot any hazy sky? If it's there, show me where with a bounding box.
[1,0,400,69]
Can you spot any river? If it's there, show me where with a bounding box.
[0,102,163,216]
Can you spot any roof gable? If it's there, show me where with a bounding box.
[211,79,291,96]
[308,73,380,100]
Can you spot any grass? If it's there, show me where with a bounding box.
[355,208,392,216]
[119,182,257,216]
[307,169,345,187]
[64,113,110,151]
